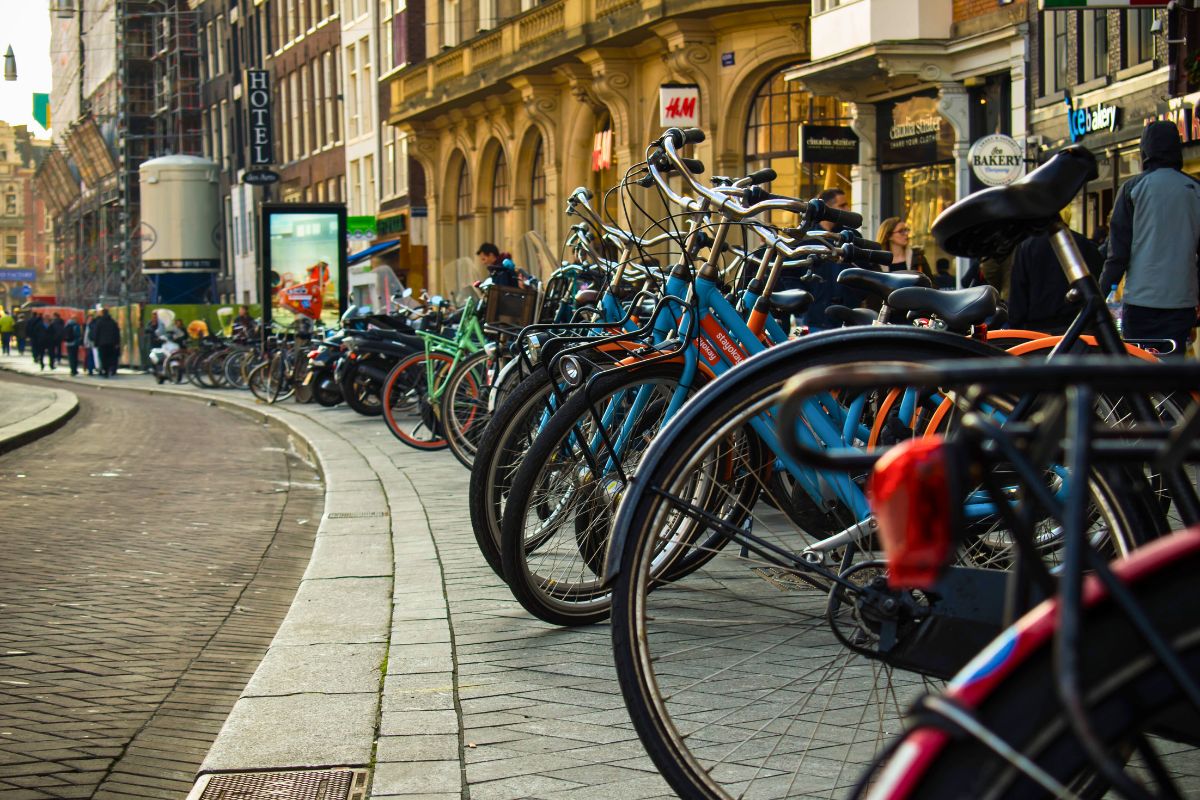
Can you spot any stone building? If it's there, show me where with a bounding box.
[0,123,53,308]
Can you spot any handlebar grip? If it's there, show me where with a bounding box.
[746,167,776,186]
[841,244,894,266]
[810,199,863,231]
[664,127,706,147]
[838,230,884,250]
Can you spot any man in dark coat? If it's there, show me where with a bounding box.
[92,308,121,377]
[63,315,83,376]
[14,312,26,355]
[27,312,46,369]
[1008,218,1104,335]
[46,313,65,370]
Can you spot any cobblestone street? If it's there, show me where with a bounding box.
[0,374,322,799]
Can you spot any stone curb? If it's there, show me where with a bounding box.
[0,382,79,455]
[0,363,459,798]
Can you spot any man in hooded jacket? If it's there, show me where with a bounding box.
[1100,121,1200,356]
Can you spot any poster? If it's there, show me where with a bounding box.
[261,204,348,332]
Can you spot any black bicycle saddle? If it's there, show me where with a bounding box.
[826,305,877,327]
[837,268,931,299]
[932,146,1098,259]
[887,285,998,330]
[768,288,813,314]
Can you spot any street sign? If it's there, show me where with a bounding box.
[20,285,32,297]
[0,269,36,282]
[244,169,280,185]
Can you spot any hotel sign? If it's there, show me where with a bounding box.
[246,69,274,166]
[1066,96,1120,142]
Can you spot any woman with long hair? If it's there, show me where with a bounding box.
[876,217,912,272]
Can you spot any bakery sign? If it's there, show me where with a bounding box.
[1066,96,1120,143]
[968,134,1025,186]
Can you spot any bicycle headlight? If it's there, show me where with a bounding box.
[560,354,584,387]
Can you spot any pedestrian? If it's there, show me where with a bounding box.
[232,305,258,341]
[14,312,26,355]
[92,307,121,377]
[0,307,13,355]
[781,188,864,330]
[934,258,956,290]
[46,313,65,370]
[28,312,46,369]
[477,242,519,288]
[1100,121,1200,357]
[86,309,101,375]
[875,218,929,275]
[1009,212,1104,335]
[63,314,83,376]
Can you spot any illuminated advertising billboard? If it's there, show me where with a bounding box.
[260,204,348,331]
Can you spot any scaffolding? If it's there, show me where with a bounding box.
[48,0,203,308]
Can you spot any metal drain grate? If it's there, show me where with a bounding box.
[191,768,369,800]
[326,511,389,519]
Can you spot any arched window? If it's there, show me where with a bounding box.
[455,160,472,259]
[491,149,510,246]
[745,70,850,204]
[530,137,546,238]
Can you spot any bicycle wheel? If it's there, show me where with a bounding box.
[339,362,384,416]
[206,350,230,388]
[247,361,271,402]
[608,331,1160,800]
[500,359,687,626]
[381,351,456,450]
[441,348,514,470]
[267,350,295,403]
[854,531,1200,800]
[224,349,253,389]
[165,352,185,384]
[468,368,558,581]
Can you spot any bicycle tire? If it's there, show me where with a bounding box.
[247,361,271,401]
[854,531,1200,800]
[441,348,515,470]
[339,362,384,416]
[500,360,688,626]
[380,351,456,450]
[467,368,558,581]
[607,331,1162,800]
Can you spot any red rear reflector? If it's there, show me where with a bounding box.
[867,436,955,590]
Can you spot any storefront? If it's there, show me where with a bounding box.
[1163,91,1200,180]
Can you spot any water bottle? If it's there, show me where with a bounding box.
[1106,288,1122,335]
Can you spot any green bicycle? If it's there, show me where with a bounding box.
[381,293,500,452]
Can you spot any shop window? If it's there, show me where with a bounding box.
[492,149,510,245]
[455,160,472,259]
[1124,8,1155,67]
[744,69,851,210]
[443,0,460,47]
[530,137,546,239]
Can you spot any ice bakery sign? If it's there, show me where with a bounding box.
[1066,96,1120,143]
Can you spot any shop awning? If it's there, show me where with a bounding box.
[347,240,401,265]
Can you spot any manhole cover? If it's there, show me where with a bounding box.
[191,768,369,800]
[327,511,389,519]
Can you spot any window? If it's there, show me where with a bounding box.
[220,99,231,166]
[278,84,289,162]
[350,158,361,213]
[360,35,372,133]
[480,0,496,30]
[298,0,308,31]
[1081,10,1109,82]
[5,190,16,216]
[1040,11,1069,94]
[491,149,509,243]
[384,129,395,198]
[397,130,409,196]
[300,62,311,155]
[745,70,850,205]
[5,235,17,265]
[1124,8,1155,66]
[324,51,338,144]
[347,42,359,138]
[520,0,535,11]
[314,56,327,147]
[530,137,546,238]
[456,160,472,258]
[443,0,459,48]
[290,71,301,160]
[381,0,394,68]
[365,153,376,210]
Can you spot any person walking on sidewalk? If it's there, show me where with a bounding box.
[46,313,65,370]
[28,312,46,369]
[14,312,26,355]
[63,315,83,376]
[93,308,121,377]
[0,308,13,355]
[1100,120,1200,357]
[83,309,96,375]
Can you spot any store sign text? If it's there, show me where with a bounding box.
[968,134,1025,186]
[1066,97,1119,143]
[246,70,274,166]
[659,85,700,127]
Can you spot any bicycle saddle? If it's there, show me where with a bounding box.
[932,146,1098,259]
[768,288,813,314]
[837,268,931,299]
[826,305,877,327]
[575,288,600,306]
[887,285,998,331]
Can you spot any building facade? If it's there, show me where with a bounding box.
[0,123,53,310]
[386,0,829,293]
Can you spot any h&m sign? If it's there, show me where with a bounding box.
[659,84,700,128]
[246,70,274,166]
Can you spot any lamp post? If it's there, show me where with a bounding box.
[4,46,15,82]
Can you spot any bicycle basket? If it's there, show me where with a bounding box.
[484,284,538,328]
